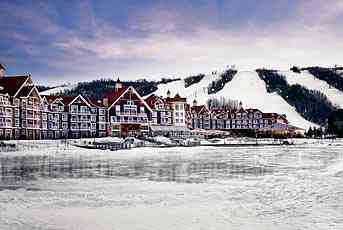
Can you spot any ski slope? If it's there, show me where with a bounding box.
[154,70,315,129]
[40,84,77,95]
[280,70,343,108]
[153,73,221,105]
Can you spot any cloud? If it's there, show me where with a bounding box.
[1,0,342,85]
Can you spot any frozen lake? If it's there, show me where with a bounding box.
[1,143,343,229]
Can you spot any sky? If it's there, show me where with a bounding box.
[0,0,342,85]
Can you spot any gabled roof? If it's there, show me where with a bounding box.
[43,95,76,105]
[246,108,262,113]
[0,64,5,70]
[237,108,247,113]
[103,86,128,106]
[107,86,153,113]
[165,93,187,103]
[145,94,165,109]
[68,94,93,107]
[191,105,208,114]
[16,85,34,97]
[85,97,108,108]
[0,75,30,96]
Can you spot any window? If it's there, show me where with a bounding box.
[71,105,78,113]
[140,106,145,113]
[91,116,96,122]
[62,114,68,121]
[116,105,120,112]
[99,109,106,115]
[111,116,117,122]
[100,124,106,130]
[62,122,68,129]
[124,101,137,114]
[175,105,179,110]
[80,106,88,113]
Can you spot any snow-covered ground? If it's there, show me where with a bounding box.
[40,83,77,95]
[280,70,343,108]
[1,144,343,230]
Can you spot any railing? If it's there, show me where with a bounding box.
[111,119,148,124]
[71,119,92,122]
[0,123,12,127]
[24,124,41,129]
[22,104,41,110]
[0,112,12,117]
[116,112,147,117]
[70,110,92,115]
[26,114,41,120]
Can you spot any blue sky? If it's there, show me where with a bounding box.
[0,0,342,85]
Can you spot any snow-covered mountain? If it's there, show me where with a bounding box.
[40,83,77,95]
[153,70,318,129]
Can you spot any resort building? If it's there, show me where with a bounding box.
[189,100,289,134]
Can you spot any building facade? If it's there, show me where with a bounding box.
[189,101,289,134]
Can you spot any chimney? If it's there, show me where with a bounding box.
[0,64,5,78]
[238,101,243,109]
[166,90,171,98]
[115,77,122,92]
[103,98,109,107]
[193,99,197,107]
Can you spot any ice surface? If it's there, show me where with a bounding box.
[1,143,343,230]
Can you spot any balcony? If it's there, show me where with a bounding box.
[22,104,41,111]
[25,124,41,129]
[111,118,148,124]
[0,112,12,117]
[70,110,92,115]
[0,123,12,128]
[116,112,147,117]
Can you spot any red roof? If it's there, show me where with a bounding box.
[103,86,128,106]
[86,97,108,108]
[0,75,29,96]
[191,105,208,114]
[43,95,76,105]
[16,85,35,97]
[145,94,164,109]
[165,93,186,103]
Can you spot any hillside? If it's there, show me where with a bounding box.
[153,70,316,129]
